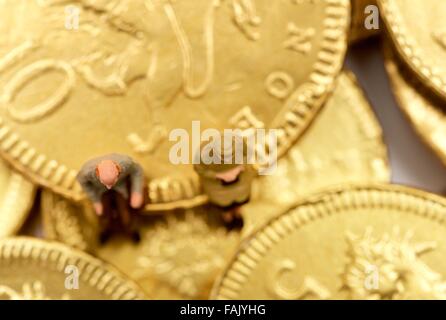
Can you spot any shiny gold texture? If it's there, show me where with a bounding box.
[212,184,446,300]
[379,0,446,100]
[41,191,240,300]
[0,237,147,300]
[0,0,349,211]
[0,159,35,237]
[384,45,446,166]
[41,71,390,299]
[241,71,390,237]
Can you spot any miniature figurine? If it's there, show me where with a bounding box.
[77,153,145,243]
[194,134,256,228]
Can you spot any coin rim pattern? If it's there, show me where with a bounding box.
[0,169,35,237]
[211,184,446,299]
[0,237,147,300]
[240,70,391,238]
[378,0,446,100]
[0,0,349,210]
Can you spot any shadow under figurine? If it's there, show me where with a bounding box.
[194,134,256,229]
[77,153,145,244]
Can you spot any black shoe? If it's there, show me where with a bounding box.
[99,231,111,245]
[224,215,244,231]
[131,231,141,243]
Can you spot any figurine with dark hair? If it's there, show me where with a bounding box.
[77,153,145,243]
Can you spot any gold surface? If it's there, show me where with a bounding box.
[41,192,240,300]
[384,45,446,166]
[41,70,390,299]
[0,0,349,211]
[212,184,446,300]
[0,159,35,237]
[0,237,146,300]
[241,71,390,237]
[378,0,446,100]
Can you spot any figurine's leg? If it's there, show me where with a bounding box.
[116,193,140,243]
[99,192,114,244]
[221,202,244,230]
[116,194,130,230]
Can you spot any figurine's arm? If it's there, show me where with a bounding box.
[77,171,103,214]
[129,161,145,208]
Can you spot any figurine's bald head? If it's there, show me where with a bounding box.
[96,160,120,189]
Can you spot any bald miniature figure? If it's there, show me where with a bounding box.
[77,153,145,242]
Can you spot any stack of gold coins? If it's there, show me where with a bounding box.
[0,0,444,301]
[378,0,446,166]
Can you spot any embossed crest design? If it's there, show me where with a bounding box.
[136,210,239,297]
[342,228,446,299]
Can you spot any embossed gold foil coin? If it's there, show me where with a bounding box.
[212,184,446,300]
[41,190,240,299]
[0,160,35,237]
[0,0,349,211]
[384,45,446,166]
[378,0,446,100]
[241,71,390,236]
[0,237,146,300]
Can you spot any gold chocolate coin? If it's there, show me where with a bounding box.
[378,0,446,100]
[384,45,446,166]
[0,159,35,238]
[241,71,390,236]
[0,237,146,300]
[0,0,349,211]
[41,191,240,300]
[212,184,446,300]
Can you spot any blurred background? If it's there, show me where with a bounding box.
[348,38,446,194]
